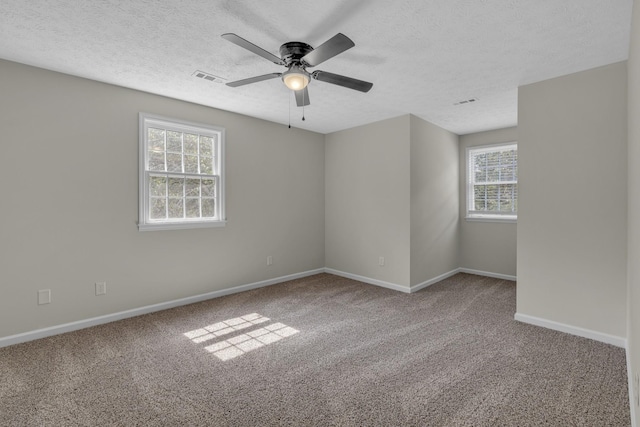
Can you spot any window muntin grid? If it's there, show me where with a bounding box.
[467,143,517,220]
[139,114,225,230]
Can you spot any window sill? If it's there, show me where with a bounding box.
[138,220,227,231]
[465,216,517,224]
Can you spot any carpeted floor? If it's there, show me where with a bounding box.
[0,273,630,426]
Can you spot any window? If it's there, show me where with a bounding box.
[139,113,225,231]
[466,142,517,221]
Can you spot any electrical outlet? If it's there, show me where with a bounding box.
[267,256,273,266]
[37,289,51,305]
[379,256,385,266]
[95,282,107,296]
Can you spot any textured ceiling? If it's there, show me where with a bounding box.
[0,0,633,135]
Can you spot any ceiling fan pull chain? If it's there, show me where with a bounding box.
[288,91,292,129]
[302,89,306,121]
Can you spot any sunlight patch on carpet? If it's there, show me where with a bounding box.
[183,313,299,361]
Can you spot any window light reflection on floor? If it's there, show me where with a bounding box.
[183,313,299,361]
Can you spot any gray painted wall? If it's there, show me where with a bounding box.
[0,59,326,339]
[410,115,459,286]
[517,61,628,339]
[459,127,518,277]
[627,0,640,423]
[325,114,460,289]
[325,115,412,288]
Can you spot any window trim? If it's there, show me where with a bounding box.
[465,142,517,222]
[138,113,226,231]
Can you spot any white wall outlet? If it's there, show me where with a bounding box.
[95,282,107,296]
[379,256,385,266]
[37,289,51,305]
[267,256,273,266]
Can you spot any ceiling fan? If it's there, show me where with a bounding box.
[221,33,373,107]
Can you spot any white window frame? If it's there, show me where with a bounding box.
[466,142,517,222]
[138,113,226,231]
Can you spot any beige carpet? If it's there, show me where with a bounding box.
[0,273,630,426]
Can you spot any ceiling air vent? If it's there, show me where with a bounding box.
[454,97,478,106]
[192,70,226,83]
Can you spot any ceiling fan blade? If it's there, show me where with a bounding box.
[221,33,285,65]
[294,87,310,106]
[312,70,373,93]
[301,33,355,67]
[226,73,282,87]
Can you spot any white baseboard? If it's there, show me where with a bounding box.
[411,268,461,292]
[324,268,411,293]
[0,268,325,349]
[514,312,627,348]
[323,267,516,294]
[459,268,517,282]
[0,266,557,350]
[325,267,468,294]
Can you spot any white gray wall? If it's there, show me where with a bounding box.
[0,59,326,339]
[325,114,460,289]
[410,115,459,286]
[325,115,412,288]
[517,61,628,339]
[459,127,518,278]
[627,0,640,423]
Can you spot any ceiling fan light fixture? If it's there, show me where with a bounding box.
[282,66,310,91]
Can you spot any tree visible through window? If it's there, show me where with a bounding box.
[466,143,517,220]
[139,113,225,231]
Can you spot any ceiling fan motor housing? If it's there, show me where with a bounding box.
[279,42,314,66]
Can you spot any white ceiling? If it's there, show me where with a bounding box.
[0,0,633,135]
